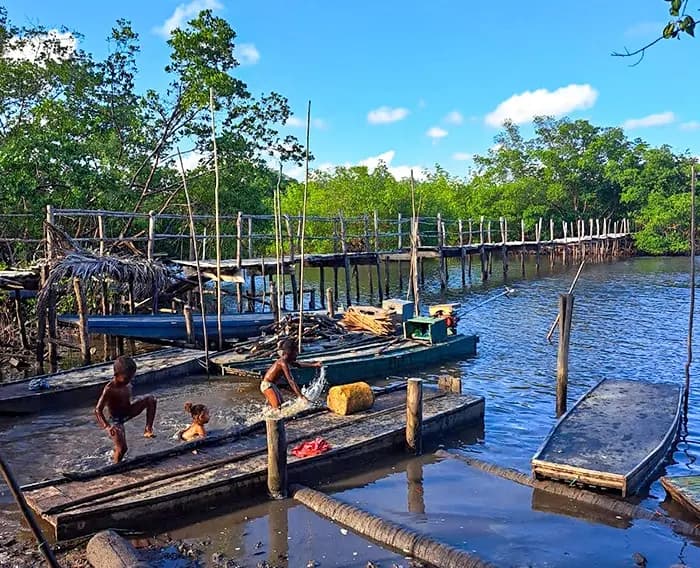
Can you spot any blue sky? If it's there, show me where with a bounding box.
[4,0,699,179]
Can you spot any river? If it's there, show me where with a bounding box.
[1,256,699,567]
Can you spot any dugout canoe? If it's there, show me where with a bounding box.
[0,347,204,415]
[58,312,275,343]
[23,385,485,540]
[660,475,700,518]
[531,379,683,497]
[214,333,479,385]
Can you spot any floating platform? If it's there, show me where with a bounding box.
[213,333,479,385]
[58,312,275,343]
[531,379,682,497]
[23,386,485,540]
[661,476,700,518]
[0,347,204,415]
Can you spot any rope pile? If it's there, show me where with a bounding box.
[341,306,395,336]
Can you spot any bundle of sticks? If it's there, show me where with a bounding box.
[233,313,348,360]
[341,306,395,336]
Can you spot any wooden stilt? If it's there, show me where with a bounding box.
[266,418,287,499]
[375,259,384,304]
[406,378,423,454]
[326,287,335,317]
[556,293,574,417]
[73,277,91,366]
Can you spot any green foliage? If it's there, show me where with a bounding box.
[634,192,693,255]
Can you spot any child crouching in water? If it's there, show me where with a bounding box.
[178,402,210,441]
[260,338,321,409]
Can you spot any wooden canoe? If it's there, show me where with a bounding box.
[23,386,485,540]
[0,348,204,415]
[58,312,275,342]
[532,379,683,497]
[215,333,479,385]
[660,475,700,518]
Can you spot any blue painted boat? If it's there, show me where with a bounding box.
[214,333,479,386]
[58,313,275,343]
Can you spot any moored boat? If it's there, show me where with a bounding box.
[531,378,683,497]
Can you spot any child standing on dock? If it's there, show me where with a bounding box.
[261,338,321,409]
[94,356,157,463]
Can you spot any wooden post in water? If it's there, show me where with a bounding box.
[13,291,29,350]
[556,293,574,417]
[73,277,91,365]
[184,304,194,346]
[397,212,403,250]
[266,418,287,499]
[500,216,508,277]
[406,378,423,454]
[340,213,352,307]
[270,281,280,322]
[236,211,243,312]
[685,165,696,404]
[326,287,335,317]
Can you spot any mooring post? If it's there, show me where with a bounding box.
[556,293,574,417]
[266,418,287,499]
[406,378,423,454]
[184,305,194,346]
[270,281,280,322]
[326,287,335,317]
[73,276,91,365]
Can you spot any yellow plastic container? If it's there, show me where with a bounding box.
[326,382,375,416]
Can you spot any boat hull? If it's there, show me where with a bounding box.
[532,379,683,497]
[58,313,275,342]
[220,333,479,386]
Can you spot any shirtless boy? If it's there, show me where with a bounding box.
[95,356,157,463]
[260,338,322,409]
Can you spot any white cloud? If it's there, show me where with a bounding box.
[285,150,424,181]
[286,116,327,130]
[153,0,223,38]
[680,121,700,131]
[452,152,472,161]
[171,149,208,171]
[367,106,409,124]
[625,21,665,38]
[426,126,448,140]
[622,111,675,129]
[444,111,463,125]
[485,84,598,127]
[236,43,260,65]
[3,30,76,63]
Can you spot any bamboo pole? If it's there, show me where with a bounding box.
[546,259,585,342]
[556,293,574,417]
[266,418,287,499]
[209,87,224,350]
[274,164,284,322]
[408,171,420,315]
[0,453,60,568]
[686,164,697,405]
[177,148,210,373]
[298,101,311,352]
[73,277,91,365]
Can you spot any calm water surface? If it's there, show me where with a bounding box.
[2,256,700,567]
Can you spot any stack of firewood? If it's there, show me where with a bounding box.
[341,306,395,336]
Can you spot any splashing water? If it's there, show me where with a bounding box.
[261,367,329,420]
[302,366,328,402]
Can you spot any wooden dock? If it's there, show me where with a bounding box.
[23,385,484,540]
[532,379,683,497]
[0,347,204,414]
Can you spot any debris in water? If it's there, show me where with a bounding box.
[632,552,647,567]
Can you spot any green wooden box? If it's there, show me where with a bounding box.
[403,316,448,344]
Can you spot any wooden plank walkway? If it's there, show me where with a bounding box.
[24,386,484,540]
[0,347,204,414]
[532,379,682,496]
